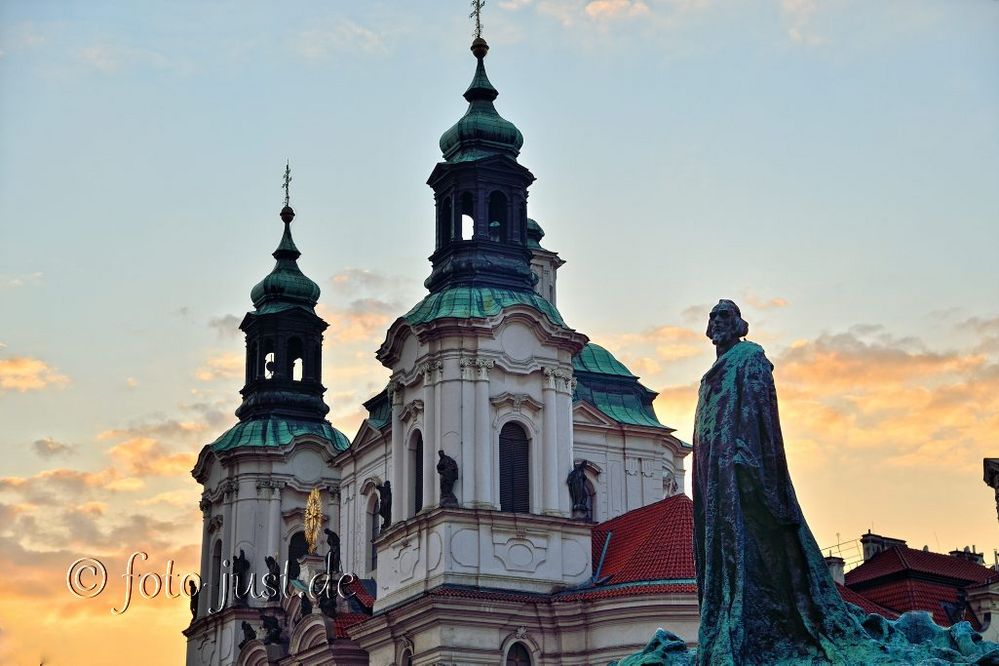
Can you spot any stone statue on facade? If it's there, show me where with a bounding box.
[188,579,199,620]
[264,555,281,601]
[232,549,250,605]
[260,614,284,645]
[238,620,256,649]
[437,450,459,507]
[613,300,999,666]
[376,481,392,529]
[566,460,589,517]
[324,528,341,573]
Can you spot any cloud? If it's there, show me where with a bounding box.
[0,356,69,392]
[743,293,789,310]
[208,314,242,339]
[0,22,47,58]
[32,438,76,459]
[76,43,173,73]
[296,19,390,59]
[0,272,42,288]
[499,0,535,8]
[106,437,196,477]
[194,352,243,382]
[126,377,139,389]
[585,0,650,20]
[328,268,411,296]
[780,0,826,46]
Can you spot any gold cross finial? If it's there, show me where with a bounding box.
[470,0,485,40]
[282,160,292,207]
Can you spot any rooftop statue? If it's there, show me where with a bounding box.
[613,300,999,665]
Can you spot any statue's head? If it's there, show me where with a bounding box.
[706,300,749,351]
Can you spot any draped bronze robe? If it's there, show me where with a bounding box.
[692,341,863,665]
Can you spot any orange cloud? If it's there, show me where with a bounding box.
[585,0,650,20]
[194,352,243,382]
[0,356,69,392]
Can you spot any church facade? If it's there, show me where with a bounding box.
[184,37,694,666]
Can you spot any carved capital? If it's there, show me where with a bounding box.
[219,479,239,497]
[198,496,211,514]
[388,381,404,406]
[420,360,444,385]
[543,366,573,392]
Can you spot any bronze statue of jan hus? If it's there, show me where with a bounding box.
[615,301,999,665]
[693,300,872,664]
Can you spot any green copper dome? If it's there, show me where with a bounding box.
[439,38,524,163]
[250,206,321,314]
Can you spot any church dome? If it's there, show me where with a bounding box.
[439,38,524,163]
[250,206,321,313]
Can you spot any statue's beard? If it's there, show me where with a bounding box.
[711,328,737,347]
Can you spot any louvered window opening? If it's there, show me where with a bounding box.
[413,432,424,514]
[499,422,530,513]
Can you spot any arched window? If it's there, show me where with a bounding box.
[288,337,304,382]
[288,531,308,581]
[506,642,532,666]
[401,649,414,666]
[262,339,276,380]
[499,422,530,513]
[210,540,222,609]
[411,431,424,516]
[488,191,508,242]
[368,496,380,573]
[460,192,475,240]
[438,196,453,246]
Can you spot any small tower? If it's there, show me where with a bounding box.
[425,36,537,293]
[185,184,349,666]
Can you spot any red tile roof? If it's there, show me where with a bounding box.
[333,612,370,639]
[591,494,696,585]
[555,582,697,602]
[844,545,997,629]
[343,577,375,612]
[846,546,996,586]
[835,583,898,619]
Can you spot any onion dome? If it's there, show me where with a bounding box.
[249,205,321,314]
[439,38,524,163]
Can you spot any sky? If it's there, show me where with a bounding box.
[1,0,998,663]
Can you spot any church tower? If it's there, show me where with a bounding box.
[357,36,591,618]
[184,191,350,666]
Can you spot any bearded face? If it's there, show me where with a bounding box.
[706,301,746,351]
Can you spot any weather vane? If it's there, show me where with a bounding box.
[282,160,292,207]
[470,0,485,40]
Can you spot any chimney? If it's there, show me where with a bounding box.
[824,555,845,585]
[949,545,986,565]
[860,531,907,562]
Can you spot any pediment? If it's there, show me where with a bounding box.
[572,401,617,427]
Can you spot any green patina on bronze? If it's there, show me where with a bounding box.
[612,338,999,665]
[210,416,350,454]
[403,285,566,327]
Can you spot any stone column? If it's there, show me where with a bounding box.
[390,382,406,517]
[556,373,576,516]
[260,480,282,563]
[542,368,560,515]
[197,496,212,617]
[220,479,237,608]
[460,358,477,504]
[422,361,442,510]
[474,359,495,508]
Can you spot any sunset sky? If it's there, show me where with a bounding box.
[1,1,998,664]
